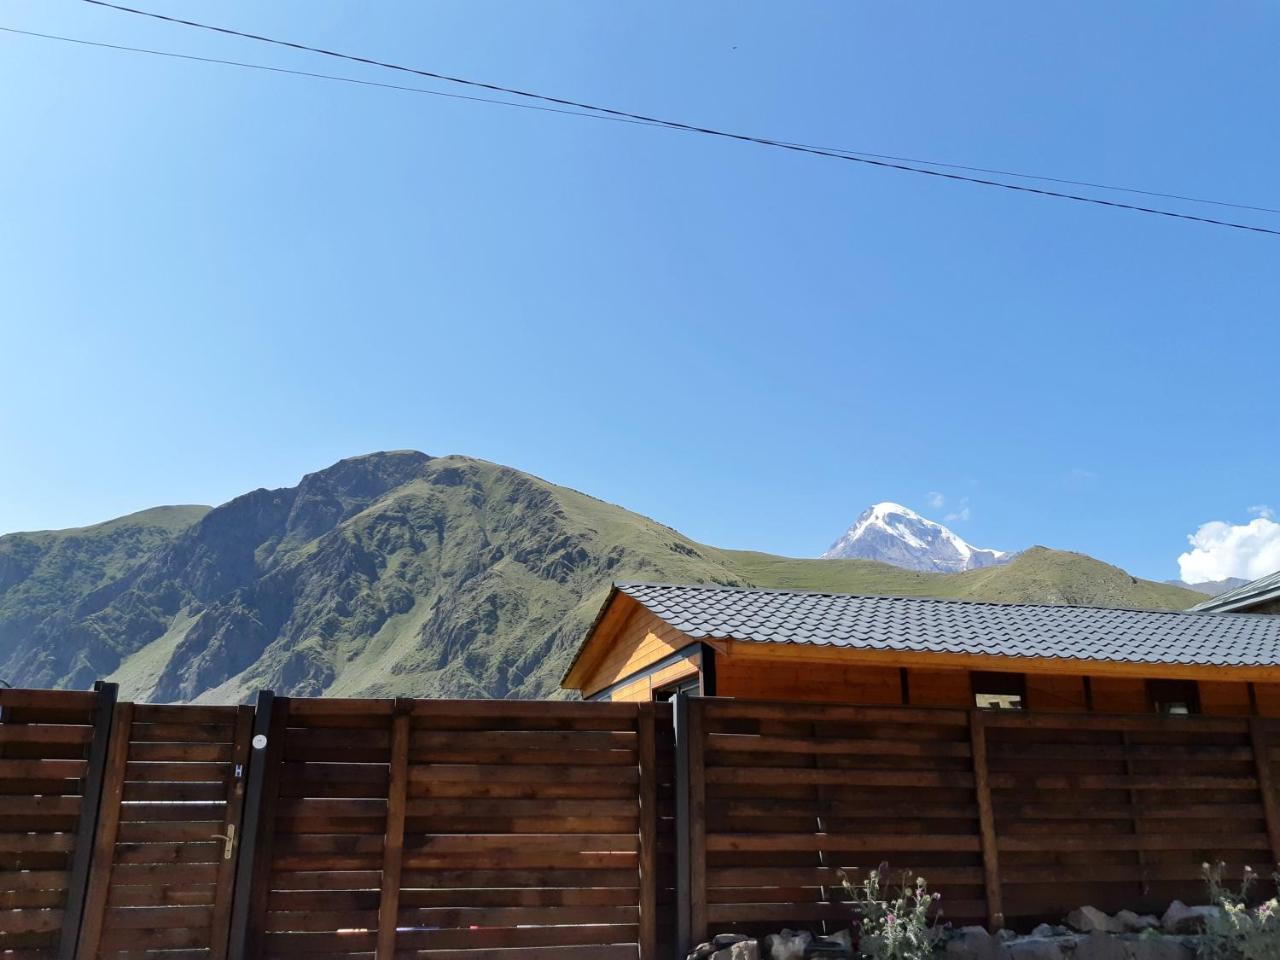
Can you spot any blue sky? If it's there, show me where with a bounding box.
[2,1,1277,582]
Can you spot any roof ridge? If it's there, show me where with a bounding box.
[614,580,1232,619]
[1192,568,1280,612]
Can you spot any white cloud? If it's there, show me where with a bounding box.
[1249,505,1275,520]
[926,491,946,509]
[1177,516,1280,583]
[945,499,971,523]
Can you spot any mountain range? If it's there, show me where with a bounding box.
[0,451,1207,703]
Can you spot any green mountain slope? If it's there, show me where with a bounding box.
[0,505,211,681]
[723,545,1204,609]
[0,452,1205,702]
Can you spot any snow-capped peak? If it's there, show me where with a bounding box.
[820,501,1010,573]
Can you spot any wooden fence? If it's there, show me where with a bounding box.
[4,687,1280,960]
[679,697,1280,945]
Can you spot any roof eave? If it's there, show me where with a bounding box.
[559,583,623,690]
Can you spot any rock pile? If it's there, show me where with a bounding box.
[686,901,1221,960]
[685,928,854,960]
[945,903,1221,960]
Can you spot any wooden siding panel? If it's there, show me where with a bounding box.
[1255,683,1280,717]
[1026,675,1088,712]
[582,609,695,698]
[908,669,972,707]
[1200,681,1253,716]
[609,658,701,703]
[1089,677,1148,713]
[716,658,902,705]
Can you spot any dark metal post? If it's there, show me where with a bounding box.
[227,691,277,960]
[58,681,118,960]
[674,691,692,959]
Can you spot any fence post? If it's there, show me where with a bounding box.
[228,691,284,960]
[638,702,658,960]
[74,700,134,960]
[57,681,117,960]
[969,710,1004,932]
[674,693,692,957]
[375,699,412,960]
[1250,718,1280,866]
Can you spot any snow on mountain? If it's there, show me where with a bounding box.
[820,502,1010,573]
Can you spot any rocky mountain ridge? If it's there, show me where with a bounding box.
[0,452,1206,702]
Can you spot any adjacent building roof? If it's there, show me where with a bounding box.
[604,581,1280,669]
[1192,570,1280,614]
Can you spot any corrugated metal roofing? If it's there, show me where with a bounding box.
[613,582,1280,668]
[1192,569,1280,613]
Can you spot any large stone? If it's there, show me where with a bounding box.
[823,929,855,952]
[764,930,813,960]
[729,940,760,960]
[807,931,854,957]
[1160,901,1221,934]
[1067,907,1123,934]
[1008,937,1066,960]
[1115,911,1160,934]
[945,926,1011,960]
[1074,931,1128,960]
[1125,935,1196,960]
[1030,925,1057,939]
[687,943,715,960]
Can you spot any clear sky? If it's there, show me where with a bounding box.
[2,1,1277,583]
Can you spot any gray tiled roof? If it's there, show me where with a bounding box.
[614,582,1280,668]
[1192,569,1280,613]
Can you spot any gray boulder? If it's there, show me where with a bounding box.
[1074,931,1128,960]
[1160,901,1221,934]
[764,930,813,960]
[1115,911,1160,934]
[1124,935,1196,960]
[1067,907,1123,934]
[1009,937,1066,960]
[945,926,1011,960]
[729,940,760,960]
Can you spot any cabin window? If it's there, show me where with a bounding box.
[1147,679,1199,716]
[653,674,701,702]
[972,671,1026,710]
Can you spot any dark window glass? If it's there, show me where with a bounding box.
[972,671,1027,710]
[1147,679,1199,715]
[653,674,701,702]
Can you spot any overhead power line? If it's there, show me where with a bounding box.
[38,1,1280,236]
[22,22,1278,221]
[0,27,671,131]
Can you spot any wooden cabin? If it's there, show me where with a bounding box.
[561,582,1280,715]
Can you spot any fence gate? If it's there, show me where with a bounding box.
[72,702,254,960]
[242,696,668,960]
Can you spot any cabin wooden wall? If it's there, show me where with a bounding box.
[580,604,698,698]
[715,657,902,704]
[710,653,1275,718]
[608,653,703,703]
